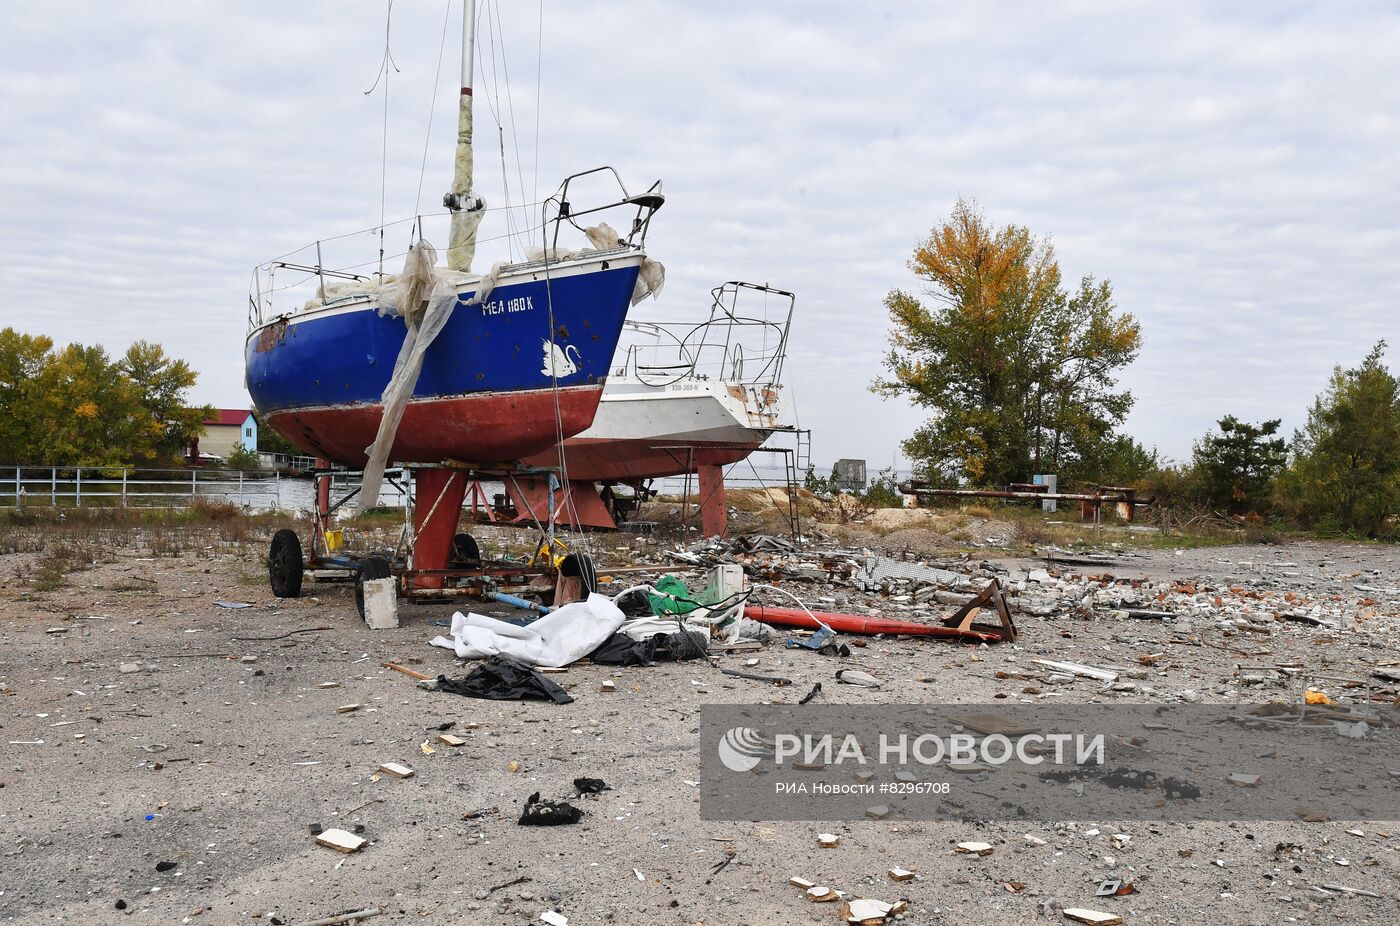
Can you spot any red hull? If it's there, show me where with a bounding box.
[523,436,759,482]
[265,386,603,467]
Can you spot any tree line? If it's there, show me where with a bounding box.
[0,328,210,466]
[878,201,1400,537]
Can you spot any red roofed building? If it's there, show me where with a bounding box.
[187,408,257,461]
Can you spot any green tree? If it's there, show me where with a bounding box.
[120,341,210,464]
[1192,416,1288,514]
[0,328,210,465]
[1061,434,1161,488]
[1277,342,1400,536]
[256,417,301,457]
[874,199,1141,486]
[0,329,54,462]
[224,445,264,472]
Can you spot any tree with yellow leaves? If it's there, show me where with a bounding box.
[874,199,1142,485]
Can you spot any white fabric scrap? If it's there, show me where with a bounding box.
[466,260,509,306]
[584,222,620,250]
[631,257,665,305]
[429,593,625,667]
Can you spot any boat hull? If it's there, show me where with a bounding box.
[523,379,783,481]
[245,255,641,466]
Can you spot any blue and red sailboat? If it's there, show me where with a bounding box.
[245,1,662,473]
[246,1,663,587]
[246,248,648,467]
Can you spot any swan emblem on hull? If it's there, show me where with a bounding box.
[541,341,582,378]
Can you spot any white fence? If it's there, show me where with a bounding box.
[0,465,314,510]
[0,459,831,513]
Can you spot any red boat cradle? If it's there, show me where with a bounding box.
[747,579,1018,643]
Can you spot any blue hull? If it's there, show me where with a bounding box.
[245,260,640,465]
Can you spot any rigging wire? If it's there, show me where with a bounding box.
[364,0,401,278]
[414,0,454,215]
[534,0,542,210]
[480,1,518,260]
[491,0,533,251]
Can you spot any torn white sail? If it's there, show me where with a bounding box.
[356,241,460,514]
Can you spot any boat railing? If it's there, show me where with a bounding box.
[542,166,665,254]
[248,167,664,330]
[612,282,795,388]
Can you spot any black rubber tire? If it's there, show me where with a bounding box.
[450,532,481,567]
[558,552,598,597]
[268,529,304,598]
[355,556,393,619]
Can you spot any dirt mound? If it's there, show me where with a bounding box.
[872,527,957,555]
[864,507,956,532]
[950,516,1016,546]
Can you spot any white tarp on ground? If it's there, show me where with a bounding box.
[429,592,626,667]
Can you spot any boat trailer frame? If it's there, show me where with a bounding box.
[267,462,594,615]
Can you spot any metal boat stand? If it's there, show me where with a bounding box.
[265,460,595,618]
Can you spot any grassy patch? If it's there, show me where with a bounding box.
[29,541,95,592]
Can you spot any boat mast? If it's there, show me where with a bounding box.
[445,0,483,272]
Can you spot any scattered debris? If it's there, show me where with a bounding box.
[437,657,575,704]
[954,841,994,856]
[1095,879,1135,897]
[378,762,414,779]
[1031,659,1119,682]
[721,667,793,686]
[518,792,583,826]
[287,909,382,926]
[315,829,366,853]
[818,833,841,848]
[1063,909,1122,926]
[1319,883,1382,898]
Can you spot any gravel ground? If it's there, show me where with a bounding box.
[2,531,1398,925]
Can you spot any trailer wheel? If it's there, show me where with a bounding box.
[355,556,393,619]
[558,552,598,596]
[268,529,304,598]
[450,532,481,567]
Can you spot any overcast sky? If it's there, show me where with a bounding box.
[3,1,1397,471]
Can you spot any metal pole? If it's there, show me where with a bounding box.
[50,467,56,506]
[75,467,81,508]
[238,470,244,505]
[121,469,128,507]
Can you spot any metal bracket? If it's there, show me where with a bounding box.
[942,578,1018,642]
